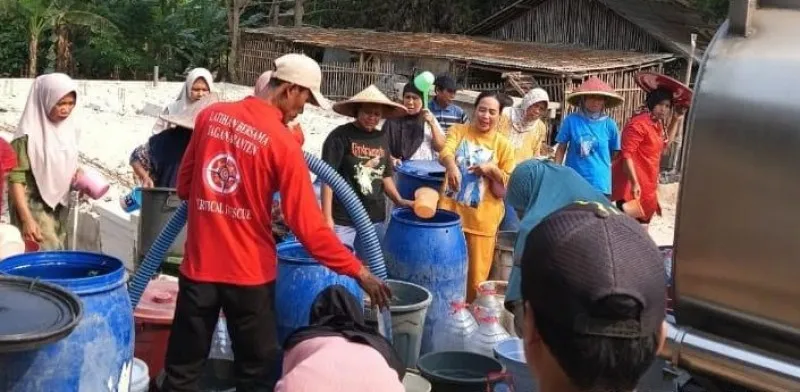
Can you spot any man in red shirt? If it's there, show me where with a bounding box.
[162,54,391,392]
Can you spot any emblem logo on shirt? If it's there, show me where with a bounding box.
[204,153,241,195]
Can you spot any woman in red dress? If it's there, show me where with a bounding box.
[611,87,687,225]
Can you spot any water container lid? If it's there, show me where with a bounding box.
[397,160,445,179]
[134,279,179,324]
[0,275,82,353]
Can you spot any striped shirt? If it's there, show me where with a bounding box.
[429,99,468,132]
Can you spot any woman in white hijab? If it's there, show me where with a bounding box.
[499,87,550,163]
[130,67,213,187]
[8,73,80,250]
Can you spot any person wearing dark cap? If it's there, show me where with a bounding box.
[518,201,667,392]
[428,75,468,132]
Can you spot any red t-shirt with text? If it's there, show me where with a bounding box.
[176,97,362,285]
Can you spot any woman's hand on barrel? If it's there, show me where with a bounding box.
[356,266,392,309]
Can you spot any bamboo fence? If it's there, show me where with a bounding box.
[237,34,397,101]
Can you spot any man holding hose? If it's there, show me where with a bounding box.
[163,53,391,392]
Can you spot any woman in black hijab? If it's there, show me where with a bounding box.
[384,83,446,165]
[277,285,406,391]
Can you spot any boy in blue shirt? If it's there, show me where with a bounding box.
[428,75,468,132]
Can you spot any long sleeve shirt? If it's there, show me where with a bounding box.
[177,97,362,285]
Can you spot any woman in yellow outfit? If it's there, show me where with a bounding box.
[495,87,551,231]
[439,91,516,301]
[499,87,550,163]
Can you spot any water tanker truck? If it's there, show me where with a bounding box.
[657,1,800,390]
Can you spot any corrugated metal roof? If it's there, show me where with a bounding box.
[465,0,717,60]
[244,27,674,74]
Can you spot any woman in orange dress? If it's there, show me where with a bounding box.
[611,87,686,225]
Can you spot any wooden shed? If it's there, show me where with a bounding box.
[238,26,677,124]
[466,0,716,63]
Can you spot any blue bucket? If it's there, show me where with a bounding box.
[493,338,537,391]
[0,251,135,391]
[395,160,446,200]
[275,241,363,343]
[384,208,468,355]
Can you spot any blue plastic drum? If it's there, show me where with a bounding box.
[383,208,468,355]
[0,251,135,391]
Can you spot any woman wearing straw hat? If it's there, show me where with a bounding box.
[321,85,414,250]
[554,77,623,196]
[612,72,691,225]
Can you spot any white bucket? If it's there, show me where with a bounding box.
[0,223,25,260]
[130,358,150,392]
[402,371,432,392]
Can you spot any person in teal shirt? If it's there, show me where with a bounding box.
[504,159,616,335]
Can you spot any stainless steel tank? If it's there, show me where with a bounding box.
[667,0,800,389]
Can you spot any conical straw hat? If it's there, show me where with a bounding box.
[160,93,221,130]
[566,77,624,109]
[634,72,694,107]
[333,85,408,119]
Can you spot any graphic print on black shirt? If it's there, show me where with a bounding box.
[322,123,393,226]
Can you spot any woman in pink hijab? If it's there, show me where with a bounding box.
[8,73,80,250]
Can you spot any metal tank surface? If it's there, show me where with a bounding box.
[666,1,800,389]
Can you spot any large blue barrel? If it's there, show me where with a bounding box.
[383,208,468,355]
[395,160,446,200]
[275,241,363,342]
[0,251,135,391]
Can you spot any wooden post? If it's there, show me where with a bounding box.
[153,66,159,87]
[671,34,699,173]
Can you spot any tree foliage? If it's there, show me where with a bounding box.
[0,0,511,81]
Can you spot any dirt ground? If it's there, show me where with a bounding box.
[649,182,679,246]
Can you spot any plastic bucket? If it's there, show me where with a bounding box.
[491,231,517,282]
[24,240,40,253]
[413,187,439,219]
[384,208,468,356]
[403,371,432,392]
[493,338,537,391]
[137,188,187,266]
[131,358,150,392]
[395,160,446,200]
[386,280,432,368]
[73,166,110,200]
[416,351,506,392]
[0,251,134,390]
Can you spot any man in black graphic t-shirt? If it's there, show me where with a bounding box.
[321,120,412,250]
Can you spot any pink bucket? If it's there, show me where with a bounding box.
[24,240,40,252]
[73,167,110,200]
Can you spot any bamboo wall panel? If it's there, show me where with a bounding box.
[490,0,663,53]
[237,33,397,101]
[238,33,303,85]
